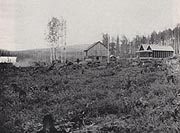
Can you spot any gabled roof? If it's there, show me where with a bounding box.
[84,41,107,52]
[138,44,174,52]
[147,45,174,51]
[139,44,149,51]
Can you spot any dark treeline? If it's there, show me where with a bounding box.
[0,49,13,56]
[103,24,180,58]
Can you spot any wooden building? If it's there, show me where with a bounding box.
[137,44,174,59]
[0,49,17,65]
[0,57,17,64]
[84,41,109,61]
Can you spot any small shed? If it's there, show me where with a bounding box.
[137,44,174,59]
[84,41,109,61]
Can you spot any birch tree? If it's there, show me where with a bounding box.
[46,17,61,62]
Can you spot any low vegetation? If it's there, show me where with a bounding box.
[1,59,180,133]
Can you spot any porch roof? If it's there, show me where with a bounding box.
[136,50,152,53]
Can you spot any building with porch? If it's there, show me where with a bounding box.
[137,44,174,59]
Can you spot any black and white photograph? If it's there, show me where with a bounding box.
[1,0,180,132]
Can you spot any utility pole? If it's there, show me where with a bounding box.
[130,42,132,58]
[60,18,64,63]
[172,29,176,54]
[64,20,67,62]
[107,35,110,63]
[178,24,180,54]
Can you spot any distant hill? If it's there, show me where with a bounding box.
[10,44,90,66]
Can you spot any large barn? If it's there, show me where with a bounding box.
[137,44,174,59]
[84,41,109,62]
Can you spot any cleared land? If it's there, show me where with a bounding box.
[1,59,180,133]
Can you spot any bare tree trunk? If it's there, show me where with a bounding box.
[51,44,55,63]
[54,47,56,61]
[51,47,54,63]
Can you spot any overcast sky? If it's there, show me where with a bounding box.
[0,0,180,50]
